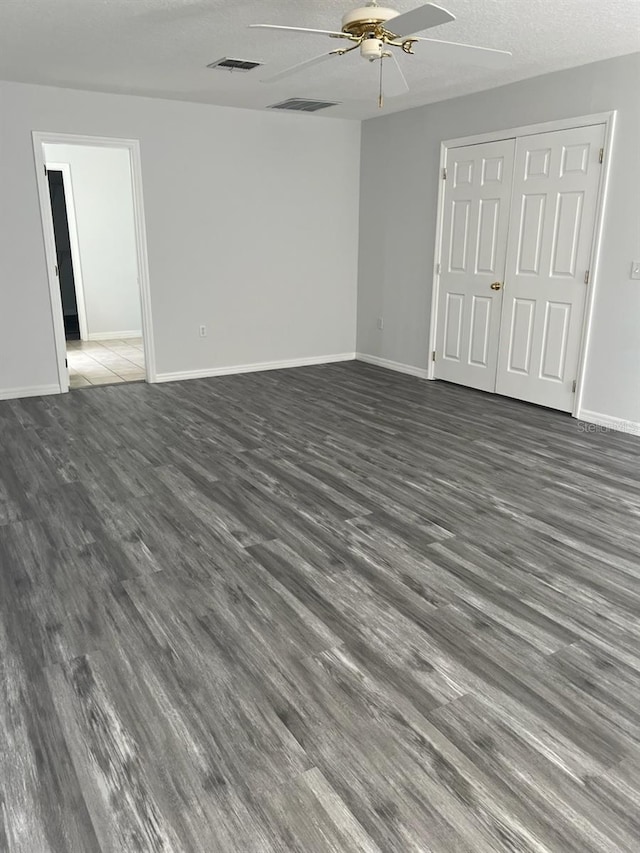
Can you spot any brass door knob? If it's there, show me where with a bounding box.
[490,282,502,291]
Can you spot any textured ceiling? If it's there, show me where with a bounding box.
[2,0,639,120]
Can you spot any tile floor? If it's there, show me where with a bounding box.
[67,337,146,389]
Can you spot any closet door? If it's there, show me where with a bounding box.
[434,139,515,391]
[495,124,605,411]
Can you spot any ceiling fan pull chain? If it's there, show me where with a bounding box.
[378,53,384,108]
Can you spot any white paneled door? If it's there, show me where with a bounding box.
[435,139,515,391]
[495,124,605,411]
[435,123,605,412]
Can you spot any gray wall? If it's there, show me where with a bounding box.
[356,52,640,424]
[0,82,360,393]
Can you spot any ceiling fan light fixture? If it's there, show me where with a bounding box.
[360,36,384,60]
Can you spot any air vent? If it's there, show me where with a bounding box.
[268,98,339,113]
[207,58,262,72]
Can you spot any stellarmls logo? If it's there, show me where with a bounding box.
[578,421,636,434]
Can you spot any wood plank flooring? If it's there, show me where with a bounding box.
[1,362,639,852]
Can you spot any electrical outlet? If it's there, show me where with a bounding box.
[199,325,207,337]
[631,261,640,280]
[377,317,384,330]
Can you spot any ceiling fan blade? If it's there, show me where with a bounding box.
[249,24,350,39]
[416,37,513,67]
[388,3,455,38]
[383,53,410,97]
[261,51,339,83]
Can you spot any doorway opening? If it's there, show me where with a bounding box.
[34,133,155,392]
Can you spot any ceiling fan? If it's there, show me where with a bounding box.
[249,1,512,107]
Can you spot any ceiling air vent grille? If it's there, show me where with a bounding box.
[207,58,262,72]
[268,98,339,113]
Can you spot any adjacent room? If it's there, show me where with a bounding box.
[0,1,638,851]
[42,141,146,388]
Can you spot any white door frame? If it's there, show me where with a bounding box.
[32,131,157,391]
[427,110,617,419]
[44,162,90,342]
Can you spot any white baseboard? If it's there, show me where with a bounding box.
[87,330,142,341]
[577,409,640,436]
[155,352,356,384]
[0,384,60,401]
[356,352,429,379]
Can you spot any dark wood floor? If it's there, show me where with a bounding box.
[1,362,639,852]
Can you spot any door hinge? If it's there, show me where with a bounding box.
[436,262,441,275]
[442,167,447,180]
[54,264,59,277]
[44,164,48,176]
[65,358,68,368]
[432,350,436,362]
[598,148,604,164]
[572,379,577,393]
[584,270,590,285]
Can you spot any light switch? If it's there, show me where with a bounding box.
[631,261,640,280]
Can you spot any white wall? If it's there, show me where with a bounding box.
[0,82,360,394]
[43,143,141,338]
[357,52,640,427]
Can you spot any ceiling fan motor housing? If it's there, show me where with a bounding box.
[341,5,400,38]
